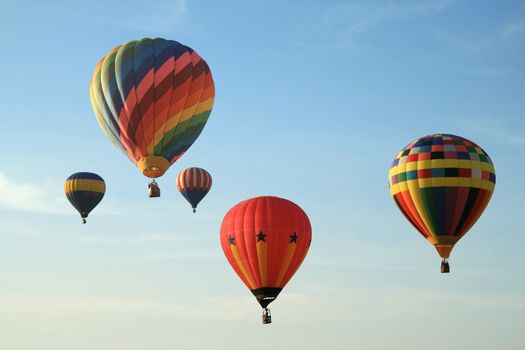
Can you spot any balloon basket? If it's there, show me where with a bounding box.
[148,180,160,198]
[441,259,450,273]
[262,308,272,324]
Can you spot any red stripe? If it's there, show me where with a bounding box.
[397,190,431,238]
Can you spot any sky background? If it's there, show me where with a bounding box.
[0,0,524,349]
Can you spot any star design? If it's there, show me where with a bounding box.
[290,232,298,243]
[228,235,235,246]
[256,230,266,242]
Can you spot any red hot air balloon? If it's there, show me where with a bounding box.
[220,196,312,324]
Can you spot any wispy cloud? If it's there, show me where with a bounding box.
[320,0,452,48]
[434,15,525,55]
[432,31,495,55]
[0,172,67,214]
[502,20,525,39]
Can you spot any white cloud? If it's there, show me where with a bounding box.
[0,172,67,214]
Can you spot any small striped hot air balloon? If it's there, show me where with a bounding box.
[89,38,215,197]
[64,172,106,224]
[388,134,496,273]
[220,196,312,324]
[176,167,212,212]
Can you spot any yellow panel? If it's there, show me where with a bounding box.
[275,243,296,287]
[470,161,483,169]
[64,179,105,194]
[230,245,256,290]
[430,159,445,168]
[390,184,398,195]
[389,166,398,177]
[481,162,491,171]
[445,178,458,186]
[418,178,432,188]
[431,177,445,187]
[480,181,494,191]
[470,178,481,189]
[444,159,459,168]
[458,178,471,187]
[416,160,431,169]
[405,162,418,171]
[457,160,472,168]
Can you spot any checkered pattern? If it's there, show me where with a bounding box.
[389,134,496,195]
[388,134,496,256]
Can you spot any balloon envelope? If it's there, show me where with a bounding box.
[388,134,496,259]
[89,38,215,179]
[176,167,212,212]
[64,172,105,223]
[220,196,312,309]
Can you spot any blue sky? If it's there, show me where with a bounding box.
[0,0,524,349]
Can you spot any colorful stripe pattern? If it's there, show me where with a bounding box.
[90,38,215,178]
[388,134,496,258]
[220,196,312,308]
[176,167,212,211]
[64,172,105,221]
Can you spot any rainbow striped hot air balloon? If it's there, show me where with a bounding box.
[176,167,212,212]
[388,134,496,272]
[89,38,214,197]
[64,172,106,224]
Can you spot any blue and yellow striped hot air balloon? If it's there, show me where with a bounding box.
[89,38,215,197]
[64,172,106,224]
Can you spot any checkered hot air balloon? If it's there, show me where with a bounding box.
[388,134,496,273]
[176,167,212,212]
[89,38,214,197]
[64,172,105,224]
[220,196,312,324]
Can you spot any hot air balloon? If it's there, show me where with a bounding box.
[176,167,212,212]
[388,134,496,273]
[89,38,215,197]
[64,172,106,224]
[220,196,312,324]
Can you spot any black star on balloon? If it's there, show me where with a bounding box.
[228,236,236,246]
[290,232,298,243]
[256,230,266,242]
